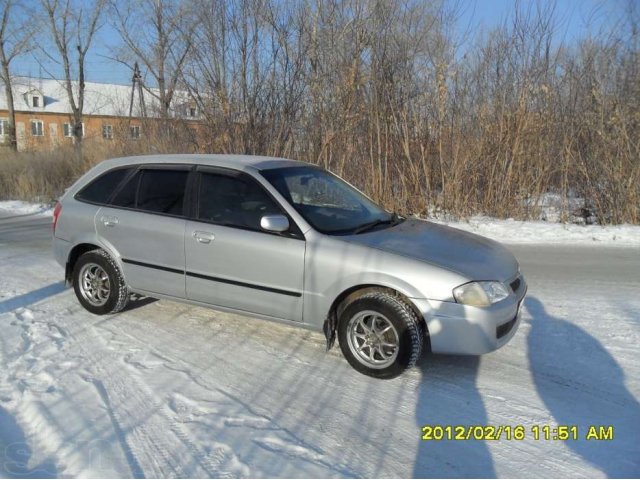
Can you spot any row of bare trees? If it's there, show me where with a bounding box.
[0,0,638,223]
[180,0,639,223]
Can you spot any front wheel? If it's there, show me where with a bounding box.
[73,249,129,315]
[338,291,424,379]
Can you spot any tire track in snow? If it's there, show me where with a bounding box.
[116,333,357,478]
[168,416,251,479]
[89,378,145,478]
[73,315,252,478]
[0,306,93,476]
[0,298,229,478]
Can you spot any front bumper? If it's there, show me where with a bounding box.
[413,275,527,355]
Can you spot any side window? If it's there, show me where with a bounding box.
[76,168,131,204]
[137,169,188,215]
[198,173,281,230]
[111,170,140,208]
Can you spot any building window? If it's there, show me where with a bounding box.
[31,120,44,136]
[0,119,8,136]
[63,122,84,137]
[130,125,140,139]
[189,107,196,117]
[102,124,113,140]
[32,96,40,108]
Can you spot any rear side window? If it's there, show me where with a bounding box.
[137,169,189,215]
[76,168,131,204]
[111,171,140,208]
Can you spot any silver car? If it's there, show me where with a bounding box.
[53,154,526,378]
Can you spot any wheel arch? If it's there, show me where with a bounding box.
[65,243,102,285]
[322,284,427,350]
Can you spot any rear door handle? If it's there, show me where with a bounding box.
[193,231,215,244]
[101,215,119,227]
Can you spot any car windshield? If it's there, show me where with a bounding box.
[261,166,399,234]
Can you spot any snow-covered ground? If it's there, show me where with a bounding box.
[0,201,53,217]
[0,206,639,478]
[522,192,588,223]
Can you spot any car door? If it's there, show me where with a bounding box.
[96,165,190,298]
[185,167,305,321]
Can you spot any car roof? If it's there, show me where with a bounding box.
[101,154,311,172]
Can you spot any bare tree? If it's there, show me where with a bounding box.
[110,0,197,120]
[0,0,36,151]
[40,0,105,155]
[183,0,310,155]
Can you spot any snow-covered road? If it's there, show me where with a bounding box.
[0,211,638,478]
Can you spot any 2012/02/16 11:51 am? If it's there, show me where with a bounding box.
[420,424,614,441]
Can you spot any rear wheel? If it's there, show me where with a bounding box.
[338,291,424,379]
[73,249,129,315]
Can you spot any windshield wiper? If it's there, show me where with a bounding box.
[352,213,403,234]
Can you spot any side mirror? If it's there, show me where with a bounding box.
[260,214,289,233]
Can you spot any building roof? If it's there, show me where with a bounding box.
[0,76,196,119]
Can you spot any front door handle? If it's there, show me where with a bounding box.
[193,231,215,244]
[101,215,119,227]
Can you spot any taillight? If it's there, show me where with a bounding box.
[52,202,62,234]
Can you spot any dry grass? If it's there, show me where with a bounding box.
[0,146,92,202]
[0,122,202,203]
[1,119,636,226]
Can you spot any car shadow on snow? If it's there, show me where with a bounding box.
[526,296,640,477]
[0,284,157,317]
[413,353,496,478]
[120,294,158,312]
[0,406,57,478]
[0,282,66,315]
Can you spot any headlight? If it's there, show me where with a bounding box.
[453,281,509,307]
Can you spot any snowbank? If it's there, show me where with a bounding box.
[523,192,593,223]
[430,216,640,246]
[0,201,53,217]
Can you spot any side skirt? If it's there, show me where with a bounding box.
[128,288,321,333]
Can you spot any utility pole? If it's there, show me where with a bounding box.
[128,61,146,119]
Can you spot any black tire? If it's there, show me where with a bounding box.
[72,249,129,315]
[337,291,424,379]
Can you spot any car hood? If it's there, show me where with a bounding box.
[343,218,519,282]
